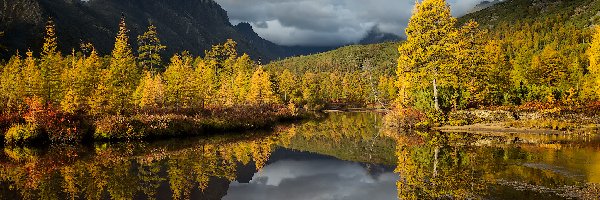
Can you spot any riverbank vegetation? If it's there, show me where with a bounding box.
[0,17,306,145]
[386,0,600,130]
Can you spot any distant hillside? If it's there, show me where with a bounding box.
[0,0,328,61]
[266,42,400,76]
[459,0,600,27]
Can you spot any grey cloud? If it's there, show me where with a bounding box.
[222,160,399,200]
[215,0,486,46]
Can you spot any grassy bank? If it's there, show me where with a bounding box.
[1,104,308,146]
[385,102,600,133]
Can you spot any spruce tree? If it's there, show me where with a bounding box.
[138,23,166,73]
[39,19,64,106]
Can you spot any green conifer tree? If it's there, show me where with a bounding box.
[39,19,64,106]
[138,23,166,73]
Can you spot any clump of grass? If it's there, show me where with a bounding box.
[506,119,579,131]
[4,123,43,145]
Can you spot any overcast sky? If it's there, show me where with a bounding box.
[214,0,486,46]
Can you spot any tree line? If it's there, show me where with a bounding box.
[396,0,600,114]
[0,16,280,116]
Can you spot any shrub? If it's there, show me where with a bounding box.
[384,107,429,131]
[4,124,43,145]
[94,115,136,140]
[23,98,89,143]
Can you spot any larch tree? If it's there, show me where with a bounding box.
[39,19,65,106]
[195,59,217,108]
[588,26,600,99]
[278,69,297,103]
[233,54,253,104]
[23,50,42,99]
[301,72,321,107]
[397,0,456,111]
[105,15,140,114]
[164,54,194,109]
[134,71,165,110]
[60,49,102,113]
[138,23,166,73]
[61,53,84,113]
[449,20,486,110]
[0,54,26,112]
[248,66,277,104]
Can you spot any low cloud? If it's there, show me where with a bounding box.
[216,0,486,46]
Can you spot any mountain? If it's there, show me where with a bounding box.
[358,26,404,45]
[0,0,329,62]
[468,0,503,13]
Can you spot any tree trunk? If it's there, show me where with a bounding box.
[433,78,440,111]
[433,147,439,178]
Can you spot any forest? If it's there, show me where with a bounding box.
[266,0,600,129]
[1,0,600,145]
[0,16,303,145]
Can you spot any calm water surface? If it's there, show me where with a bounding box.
[1,112,599,199]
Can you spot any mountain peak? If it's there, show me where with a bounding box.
[358,26,403,45]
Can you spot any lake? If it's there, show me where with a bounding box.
[0,112,599,199]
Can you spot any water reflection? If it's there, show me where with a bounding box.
[224,158,398,200]
[0,112,599,199]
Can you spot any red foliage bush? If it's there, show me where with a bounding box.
[23,98,90,143]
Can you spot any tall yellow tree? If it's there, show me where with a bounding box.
[232,54,253,103]
[61,49,102,113]
[588,26,600,99]
[194,59,217,108]
[0,54,26,112]
[23,50,42,98]
[248,66,277,104]
[134,72,165,110]
[105,15,140,114]
[278,69,297,103]
[397,0,456,111]
[164,54,195,109]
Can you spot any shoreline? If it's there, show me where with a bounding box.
[1,105,312,146]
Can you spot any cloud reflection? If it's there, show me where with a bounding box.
[223,160,398,200]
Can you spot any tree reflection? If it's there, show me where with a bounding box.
[0,134,279,200]
[395,132,496,199]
